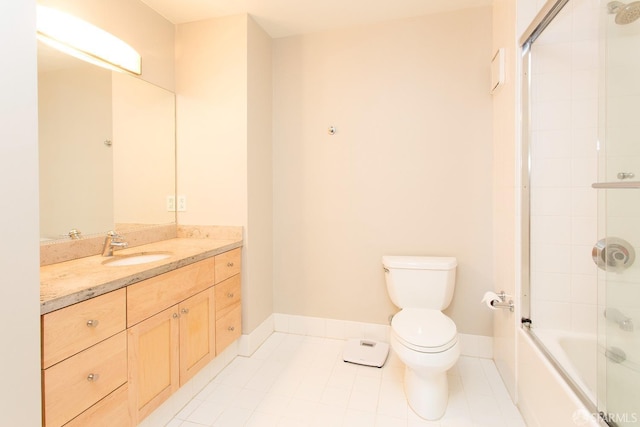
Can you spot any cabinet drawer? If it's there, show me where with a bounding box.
[215,303,241,353]
[127,257,215,327]
[43,331,127,427]
[214,274,241,316]
[42,288,126,369]
[64,384,131,427]
[214,248,241,283]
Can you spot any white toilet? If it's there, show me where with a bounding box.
[382,255,460,420]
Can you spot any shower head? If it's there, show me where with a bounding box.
[608,1,640,24]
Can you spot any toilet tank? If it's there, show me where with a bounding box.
[382,256,457,310]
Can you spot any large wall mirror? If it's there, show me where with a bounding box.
[38,42,176,242]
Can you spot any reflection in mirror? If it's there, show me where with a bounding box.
[37,42,176,242]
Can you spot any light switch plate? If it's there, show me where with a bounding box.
[177,195,187,212]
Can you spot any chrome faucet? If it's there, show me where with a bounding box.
[102,231,128,256]
[604,307,634,332]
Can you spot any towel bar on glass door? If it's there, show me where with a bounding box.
[592,181,640,189]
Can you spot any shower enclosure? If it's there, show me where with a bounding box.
[522,0,640,425]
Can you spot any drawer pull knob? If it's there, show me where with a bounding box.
[228,326,235,332]
[172,313,180,319]
[181,308,189,314]
[87,373,99,382]
[227,262,234,267]
[86,319,99,328]
[227,292,234,298]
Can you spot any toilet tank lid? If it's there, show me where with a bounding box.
[382,256,457,270]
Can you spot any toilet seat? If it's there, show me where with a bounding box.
[392,308,458,353]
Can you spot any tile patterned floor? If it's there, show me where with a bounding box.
[166,333,526,427]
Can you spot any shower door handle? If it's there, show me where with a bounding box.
[592,181,640,189]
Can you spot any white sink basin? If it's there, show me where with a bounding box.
[102,251,172,266]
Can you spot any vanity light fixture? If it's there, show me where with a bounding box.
[36,6,141,75]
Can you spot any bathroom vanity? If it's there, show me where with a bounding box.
[40,236,242,427]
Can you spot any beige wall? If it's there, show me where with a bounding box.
[176,15,274,333]
[272,8,494,336]
[492,0,519,398]
[246,18,274,332]
[176,15,248,226]
[0,0,42,424]
[38,0,175,91]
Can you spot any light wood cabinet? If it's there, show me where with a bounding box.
[214,247,241,283]
[126,258,215,327]
[179,287,216,385]
[214,274,241,313]
[64,384,131,427]
[42,288,126,369]
[214,274,242,353]
[127,306,180,423]
[127,250,241,424]
[43,331,127,427]
[215,302,242,353]
[41,289,128,427]
[42,246,242,427]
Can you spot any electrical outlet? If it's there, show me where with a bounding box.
[166,195,176,211]
[177,195,187,212]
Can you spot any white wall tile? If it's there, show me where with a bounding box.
[531,271,572,302]
[532,129,572,159]
[571,303,597,334]
[570,274,597,305]
[530,158,572,187]
[530,215,572,245]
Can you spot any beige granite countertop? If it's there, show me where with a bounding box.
[40,237,242,315]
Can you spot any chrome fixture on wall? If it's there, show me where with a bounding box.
[604,307,634,332]
[592,237,635,272]
[608,1,640,25]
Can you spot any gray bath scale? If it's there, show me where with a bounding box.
[343,338,390,368]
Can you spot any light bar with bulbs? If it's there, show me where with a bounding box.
[36,6,141,75]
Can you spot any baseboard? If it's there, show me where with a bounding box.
[270,313,494,359]
[238,315,274,356]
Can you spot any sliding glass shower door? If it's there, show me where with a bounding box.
[596,5,640,424]
[523,0,640,424]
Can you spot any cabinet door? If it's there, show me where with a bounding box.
[64,384,131,427]
[127,306,179,424]
[42,288,126,369]
[215,303,242,354]
[214,274,241,315]
[43,331,127,427]
[214,248,241,283]
[179,287,216,385]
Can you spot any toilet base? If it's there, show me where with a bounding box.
[404,365,449,420]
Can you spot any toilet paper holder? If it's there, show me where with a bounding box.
[485,290,514,312]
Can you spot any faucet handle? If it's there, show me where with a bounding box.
[604,307,634,332]
[106,230,124,240]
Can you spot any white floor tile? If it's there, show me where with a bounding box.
[165,333,526,427]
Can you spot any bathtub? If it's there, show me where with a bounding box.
[533,328,598,404]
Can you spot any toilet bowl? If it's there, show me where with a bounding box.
[390,308,460,420]
[382,255,459,420]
